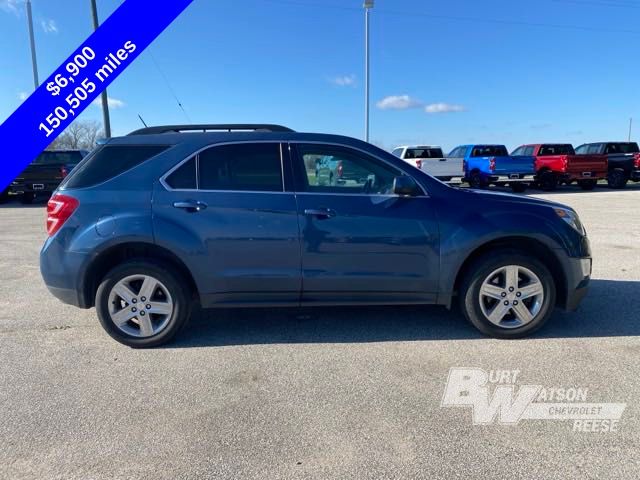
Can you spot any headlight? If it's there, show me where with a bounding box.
[554,207,585,235]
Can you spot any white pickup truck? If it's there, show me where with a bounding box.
[392,145,464,183]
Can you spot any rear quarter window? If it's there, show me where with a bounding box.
[63,145,169,189]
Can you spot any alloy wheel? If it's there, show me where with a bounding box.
[478,265,544,329]
[107,274,174,337]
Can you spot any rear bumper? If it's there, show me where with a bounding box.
[9,180,59,194]
[490,174,536,184]
[631,169,640,182]
[559,171,607,182]
[40,238,91,309]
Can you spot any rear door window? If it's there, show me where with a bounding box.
[198,143,283,192]
[64,145,169,189]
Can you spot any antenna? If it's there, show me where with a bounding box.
[138,114,148,128]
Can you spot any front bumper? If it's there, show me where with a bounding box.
[562,256,592,311]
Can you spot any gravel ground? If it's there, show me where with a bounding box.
[1,185,639,480]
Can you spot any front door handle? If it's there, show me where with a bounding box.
[173,200,208,212]
[304,208,336,219]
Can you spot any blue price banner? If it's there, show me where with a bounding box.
[0,0,194,191]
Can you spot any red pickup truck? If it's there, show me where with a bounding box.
[511,144,607,191]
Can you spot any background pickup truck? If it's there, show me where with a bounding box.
[575,142,640,189]
[512,144,607,191]
[449,144,536,192]
[392,145,463,182]
[9,150,87,203]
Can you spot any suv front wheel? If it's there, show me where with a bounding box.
[460,252,556,338]
[95,260,192,348]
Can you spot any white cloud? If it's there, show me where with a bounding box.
[424,103,466,114]
[41,19,58,34]
[17,91,28,101]
[0,0,20,15]
[329,74,356,87]
[376,95,423,110]
[93,97,126,109]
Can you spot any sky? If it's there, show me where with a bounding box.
[1,0,639,153]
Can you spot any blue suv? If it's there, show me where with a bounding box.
[40,124,592,347]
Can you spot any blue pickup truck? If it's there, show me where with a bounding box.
[448,144,536,192]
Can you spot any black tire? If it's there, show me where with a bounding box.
[21,192,35,204]
[95,260,192,348]
[468,172,488,189]
[459,251,556,339]
[578,179,597,191]
[607,169,628,189]
[537,171,557,191]
[510,183,527,193]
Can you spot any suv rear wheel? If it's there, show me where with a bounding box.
[460,252,556,338]
[95,260,191,348]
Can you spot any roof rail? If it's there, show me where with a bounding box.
[128,124,294,135]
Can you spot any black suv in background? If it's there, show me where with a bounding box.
[8,150,88,203]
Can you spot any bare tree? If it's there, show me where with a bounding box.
[47,120,104,151]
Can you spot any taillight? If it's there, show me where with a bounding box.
[489,157,496,171]
[563,157,568,170]
[635,153,640,169]
[46,194,78,237]
[416,159,422,169]
[60,165,69,178]
[337,161,343,178]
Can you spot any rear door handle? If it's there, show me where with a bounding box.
[173,200,208,212]
[304,208,336,219]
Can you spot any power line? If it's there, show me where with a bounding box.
[147,50,192,123]
[261,0,640,35]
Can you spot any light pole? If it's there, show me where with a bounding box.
[629,118,633,142]
[25,0,39,88]
[364,0,373,143]
[90,0,111,138]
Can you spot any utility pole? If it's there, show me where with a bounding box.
[629,118,633,142]
[364,0,373,143]
[90,0,111,138]
[25,0,39,88]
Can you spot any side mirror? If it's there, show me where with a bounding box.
[393,176,420,196]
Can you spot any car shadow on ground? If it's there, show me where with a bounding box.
[169,279,639,348]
